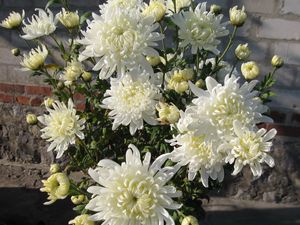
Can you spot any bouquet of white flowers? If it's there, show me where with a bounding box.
[1,0,284,224]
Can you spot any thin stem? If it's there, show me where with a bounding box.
[159,22,168,90]
[218,26,238,64]
[78,138,97,165]
[229,59,238,76]
[70,182,90,196]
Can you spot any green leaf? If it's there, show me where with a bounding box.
[46,0,61,9]
[80,12,92,25]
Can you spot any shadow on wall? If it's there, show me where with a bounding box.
[0,188,75,225]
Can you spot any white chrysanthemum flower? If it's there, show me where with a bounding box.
[57,8,80,29]
[20,44,48,71]
[86,144,182,225]
[102,71,161,135]
[169,130,225,187]
[142,0,166,22]
[38,99,85,158]
[0,10,24,29]
[79,8,163,79]
[223,121,276,177]
[69,214,95,225]
[21,8,56,40]
[166,0,191,14]
[99,0,142,16]
[172,3,229,54]
[189,75,273,136]
[61,60,84,86]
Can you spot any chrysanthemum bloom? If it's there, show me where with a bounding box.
[229,5,247,27]
[166,0,191,14]
[86,144,182,224]
[189,75,272,136]
[57,8,80,29]
[40,172,70,205]
[61,61,84,86]
[167,68,194,94]
[38,99,85,158]
[241,61,260,80]
[21,8,56,40]
[102,71,161,135]
[69,215,95,225]
[223,120,277,177]
[20,45,48,71]
[99,0,142,16]
[172,3,229,54]
[79,8,163,79]
[156,102,180,124]
[169,129,225,187]
[142,0,166,22]
[235,43,251,61]
[0,10,24,29]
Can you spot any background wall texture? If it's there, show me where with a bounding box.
[0,0,300,204]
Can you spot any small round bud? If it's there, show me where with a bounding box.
[181,216,199,225]
[241,61,260,80]
[44,97,54,108]
[82,71,92,82]
[271,55,284,68]
[71,195,86,205]
[156,102,180,124]
[49,164,60,174]
[235,43,251,60]
[57,81,65,90]
[195,79,205,89]
[210,4,222,15]
[26,113,38,125]
[146,56,161,66]
[11,48,20,56]
[229,6,247,27]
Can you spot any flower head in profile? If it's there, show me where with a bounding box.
[61,60,84,86]
[142,0,166,22]
[172,2,229,54]
[57,8,80,29]
[21,8,56,40]
[79,8,163,79]
[86,144,182,225]
[102,71,161,135]
[38,99,85,158]
[223,121,277,177]
[20,45,48,71]
[69,214,95,225]
[190,75,272,136]
[0,10,24,29]
[40,172,70,205]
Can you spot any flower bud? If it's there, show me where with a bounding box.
[71,195,85,205]
[26,113,38,125]
[62,61,83,86]
[143,0,166,22]
[69,214,95,225]
[82,71,92,82]
[271,55,284,68]
[40,173,70,205]
[49,164,60,174]
[229,6,247,27]
[57,81,65,90]
[241,61,260,80]
[0,10,24,29]
[57,8,80,29]
[210,4,221,15]
[44,97,54,108]
[156,102,180,124]
[146,56,161,66]
[181,216,199,225]
[235,43,251,60]
[167,68,193,94]
[11,48,20,56]
[195,79,205,89]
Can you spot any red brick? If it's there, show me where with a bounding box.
[16,96,30,105]
[30,97,43,106]
[0,83,25,94]
[25,85,52,96]
[76,103,85,111]
[74,93,85,101]
[0,93,14,103]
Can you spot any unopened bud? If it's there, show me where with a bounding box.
[71,195,86,205]
[229,6,247,27]
[271,55,284,68]
[11,48,20,56]
[210,4,221,15]
[82,71,92,82]
[50,164,60,174]
[26,113,38,125]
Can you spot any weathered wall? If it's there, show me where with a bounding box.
[0,0,300,204]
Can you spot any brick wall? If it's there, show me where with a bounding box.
[0,0,300,202]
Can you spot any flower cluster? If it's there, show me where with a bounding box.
[2,0,284,224]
